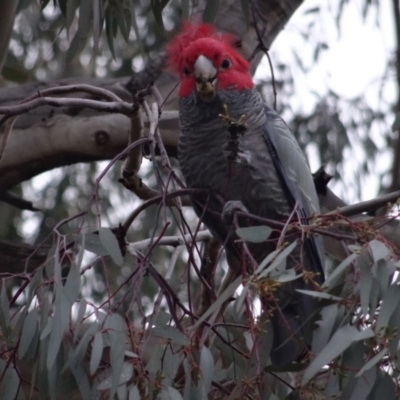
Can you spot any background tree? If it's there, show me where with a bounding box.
[0,0,400,399]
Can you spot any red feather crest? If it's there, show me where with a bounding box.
[167,22,235,74]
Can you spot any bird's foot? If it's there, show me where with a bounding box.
[219,104,248,162]
[219,104,248,138]
[222,200,249,225]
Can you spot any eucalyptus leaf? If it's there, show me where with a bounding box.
[106,313,126,397]
[0,363,19,400]
[303,326,365,385]
[90,331,103,375]
[322,253,357,289]
[236,225,272,243]
[160,386,184,400]
[392,112,400,132]
[296,289,342,301]
[99,227,124,266]
[66,0,92,63]
[369,240,389,263]
[192,276,241,330]
[80,232,108,255]
[199,346,214,398]
[47,292,70,370]
[149,325,189,346]
[359,259,372,315]
[375,285,400,333]
[256,241,297,279]
[19,308,38,359]
[129,385,141,400]
[349,366,376,400]
[70,362,91,400]
[355,349,387,377]
[311,304,338,354]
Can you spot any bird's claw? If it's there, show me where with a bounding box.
[219,104,248,138]
[219,104,248,162]
[222,200,249,225]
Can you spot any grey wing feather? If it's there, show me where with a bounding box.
[262,105,325,280]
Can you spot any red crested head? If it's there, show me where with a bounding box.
[167,22,253,98]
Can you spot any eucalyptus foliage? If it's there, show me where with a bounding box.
[1,0,400,399]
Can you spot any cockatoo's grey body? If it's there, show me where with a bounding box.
[179,89,325,366]
[168,22,325,367]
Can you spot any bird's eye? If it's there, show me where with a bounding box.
[182,66,190,76]
[220,59,231,69]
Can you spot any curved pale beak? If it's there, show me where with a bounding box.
[194,55,217,99]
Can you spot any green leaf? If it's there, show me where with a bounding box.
[236,225,272,243]
[234,285,249,313]
[149,325,189,346]
[322,253,357,289]
[375,285,400,333]
[355,349,387,377]
[183,358,193,398]
[117,384,128,400]
[369,277,380,316]
[19,308,38,359]
[119,362,134,384]
[40,317,52,340]
[99,227,124,266]
[202,0,219,23]
[302,326,365,385]
[27,269,42,306]
[66,0,80,34]
[192,276,241,330]
[92,0,104,57]
[276,271,303,282]
[352,327,374,341]
[392,112,400,132]
[64,262,81,304]
[312,304,338,354]
[130,5,144,57]
[367,372,397,399]
[74,299,87,341]
[47,292,70,370]
[90,331,103,375]
[359,257,372,315]
[296,289,342,301]
[70,362,91,399]
[129,385,141,400]
[66,0,92,63]
[114,1,130,42]
[105,5,117,58]
[350,367,376,399]
[255,248,281,273]
[199,346,214,398]
[151,0,169,32]
[388,304,400,356]
[255,241,297,279]
[106,313,126,398]
[369,240,389,262]
[76,299,87,322]
[160,386,184,400]
[0,362,19,400]
[64,322,98,370]
[80,232,108,256]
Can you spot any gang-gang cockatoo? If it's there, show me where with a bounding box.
[167,23,325,367]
